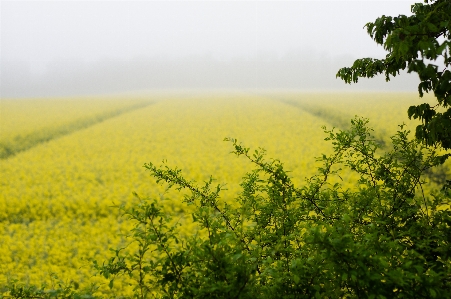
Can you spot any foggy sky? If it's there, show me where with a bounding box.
[1,1,422,98]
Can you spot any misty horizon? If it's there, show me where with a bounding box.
[1,51,421,98]
[1,1,422,98]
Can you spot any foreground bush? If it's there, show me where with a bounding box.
[0,275,97,299]
[91,117,450,298]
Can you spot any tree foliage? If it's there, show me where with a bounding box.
[94,118,451,298]
[336,0,451,150]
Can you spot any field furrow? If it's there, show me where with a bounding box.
[0,101,154,159]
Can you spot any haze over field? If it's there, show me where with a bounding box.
[1,0,422,98]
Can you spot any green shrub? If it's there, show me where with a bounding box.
[94,117,451,298]
[0,274,98,299]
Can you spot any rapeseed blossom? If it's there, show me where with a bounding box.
[1,93,448,296]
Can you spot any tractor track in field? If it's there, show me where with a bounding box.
[277,98,450,186]
[278,99,388,148]
[279,99,351,129]
[0,101,155,160]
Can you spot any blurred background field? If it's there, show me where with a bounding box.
[0,96,153,159]
[1,92,449,296]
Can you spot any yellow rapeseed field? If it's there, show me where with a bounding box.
[0,92,449,296]
[0,96,153,159]
[0,96,143,139]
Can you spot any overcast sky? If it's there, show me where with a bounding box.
[1,0,422,98]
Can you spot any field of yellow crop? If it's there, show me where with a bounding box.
[268,91,439,144]
[1,92,449,297]
[0,96,153,159]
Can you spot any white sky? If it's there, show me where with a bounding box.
[0,0,421,97]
